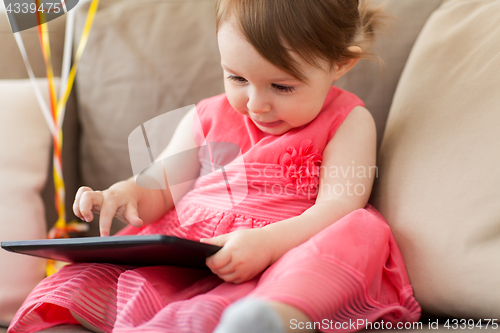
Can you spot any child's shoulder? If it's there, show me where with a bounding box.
[324,86,364,112]
[315,86,366,142]
[196,93,230,116]
[194,93,247,146]
[194,93,235,136]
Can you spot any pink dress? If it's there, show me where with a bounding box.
[8,86,420,333]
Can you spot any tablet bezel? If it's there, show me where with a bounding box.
[1,235,221,269]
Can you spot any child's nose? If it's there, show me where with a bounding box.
[247,90,271,114]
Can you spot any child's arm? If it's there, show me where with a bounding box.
[74,107,200,236]
[263,106,377,260]
[202,106,376,283]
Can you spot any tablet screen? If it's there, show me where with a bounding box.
[1,235,221,270]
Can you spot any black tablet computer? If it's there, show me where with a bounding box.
[1,235,221,270]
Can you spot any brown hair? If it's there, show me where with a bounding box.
[216,0,386,82]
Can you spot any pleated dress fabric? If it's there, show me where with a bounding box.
[8,87,420,333]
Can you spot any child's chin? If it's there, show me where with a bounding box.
[257,123,291,136]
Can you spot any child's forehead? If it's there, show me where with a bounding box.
[216,8,337,82]
[218,27,279,67]
[216,15,244,38]
[219,26,330,77]
[221,61,299,83]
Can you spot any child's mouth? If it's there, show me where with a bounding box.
[253,119,284,128]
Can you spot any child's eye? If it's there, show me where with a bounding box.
[272,84,295,93]
[227,75,248,83]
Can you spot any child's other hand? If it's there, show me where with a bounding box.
[201,228,275,284]
[73,181,144,237]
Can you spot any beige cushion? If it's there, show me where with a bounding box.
[0,10,75,232]
[74,0,224,234]
[75,0,224,191]
[0,12,66,79]
[0,79,55,325]
[40,91,81,233]
[372,0,500,319]
[72,0,442,187]
[335,0,443,150]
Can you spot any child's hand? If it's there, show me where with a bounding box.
[73,181,144,237]
[201,228,275,284]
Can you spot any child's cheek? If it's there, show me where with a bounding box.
[226,88,248,116]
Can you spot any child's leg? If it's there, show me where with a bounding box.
[71,310,105,333]
[214,298,315,333]
[269,301,315,333]
[216,207,420,333]
[9,263,215,333]
[7,264,125,332]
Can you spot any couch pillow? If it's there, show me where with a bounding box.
[73,0,224,235]
[0,11,66,79]
[0,79,55,326]
[74,0,224,191]
[334,0,443,151]
[0,10,77,234]
[371,0,500,319]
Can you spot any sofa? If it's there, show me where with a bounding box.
[1,0,499,332]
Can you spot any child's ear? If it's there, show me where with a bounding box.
[331,46,362,81]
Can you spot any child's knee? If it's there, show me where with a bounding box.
[269,301,316,333]
[70,310,105,333]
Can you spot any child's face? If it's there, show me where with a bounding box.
[218,19,338,135]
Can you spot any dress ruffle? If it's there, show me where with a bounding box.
[176,204,272,229]
[137,205,273,240]
[7,206,421,333]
